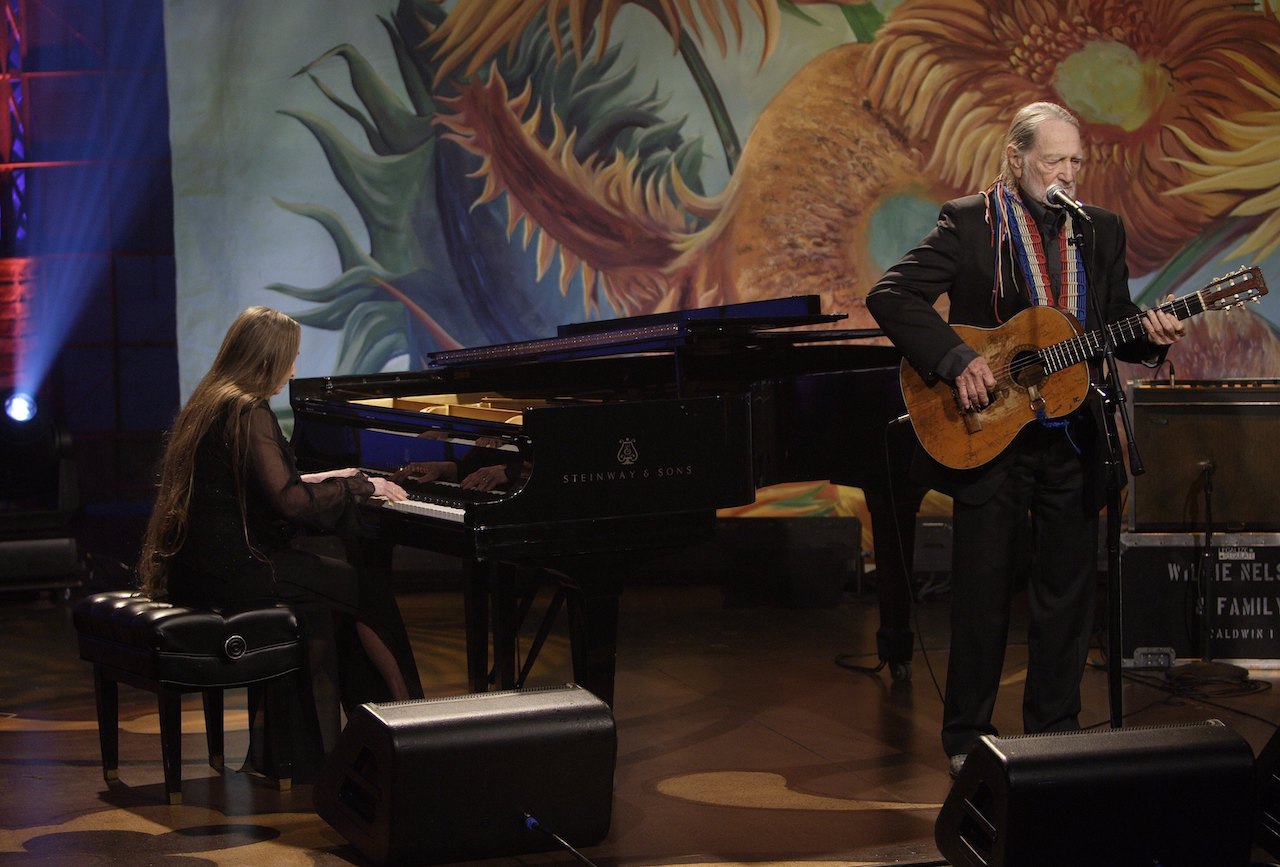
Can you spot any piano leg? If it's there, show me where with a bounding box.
[465,560,565,694]
[463,558,623,706]
[561,571,622,708]
[517,587,566,688]
[463,559,505,692]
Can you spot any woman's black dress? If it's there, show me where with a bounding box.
[167,400,423,780]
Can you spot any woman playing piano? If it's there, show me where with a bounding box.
[137,305,423,780]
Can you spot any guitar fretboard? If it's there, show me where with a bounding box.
[1040,292,1206,374]
[1036,264,1265,375]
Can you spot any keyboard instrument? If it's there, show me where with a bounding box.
[290,295,919,705]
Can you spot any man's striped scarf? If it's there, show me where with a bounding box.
[983,180,1088,327]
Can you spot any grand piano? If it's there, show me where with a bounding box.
[289,295,921,705]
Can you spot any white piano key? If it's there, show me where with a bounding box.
[373,497,466,523]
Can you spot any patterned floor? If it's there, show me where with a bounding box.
[2,555,1278,866]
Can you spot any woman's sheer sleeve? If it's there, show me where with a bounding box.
[244,403,375,529]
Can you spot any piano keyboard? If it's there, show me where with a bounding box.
[375,496,466,523]
[399,478,508,505]
[365,473,507,523]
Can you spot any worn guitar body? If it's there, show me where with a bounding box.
[901,307,1091,470]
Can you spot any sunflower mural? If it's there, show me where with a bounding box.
[860,0,1280,376]
[263,0,1280,544]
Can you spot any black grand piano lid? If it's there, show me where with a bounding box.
[428,294,849,368]
[555,293,834,335]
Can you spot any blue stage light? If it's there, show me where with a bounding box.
[4,391,36,424]
[2,387,76,527]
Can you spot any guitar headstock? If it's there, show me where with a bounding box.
[1202,265,1268,310]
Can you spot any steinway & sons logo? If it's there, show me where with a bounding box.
[561,436,694,484]
[617,437,638,465]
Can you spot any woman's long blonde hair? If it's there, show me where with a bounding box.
[138,307,301,596]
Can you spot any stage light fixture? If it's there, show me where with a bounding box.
[4,391,36,423]
[0,387,81,593]
[1,387,73,517]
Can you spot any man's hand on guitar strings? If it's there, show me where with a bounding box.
[1142,295,1186,346]
[954,356,998,412]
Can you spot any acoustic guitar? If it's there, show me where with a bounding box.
[899,265,1269,470]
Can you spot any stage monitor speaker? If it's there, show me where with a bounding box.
[313,684,616,866]
[935,720,1255,867]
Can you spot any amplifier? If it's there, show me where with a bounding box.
[1130,379,1280,531]
[1119,532,1280,665]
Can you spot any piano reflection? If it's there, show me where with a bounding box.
[289,295,923,705]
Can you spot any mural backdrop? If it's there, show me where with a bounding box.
[165,0,1280,538]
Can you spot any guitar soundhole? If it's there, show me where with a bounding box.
[1009,348,1046,389]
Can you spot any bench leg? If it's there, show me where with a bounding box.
[157,688,184,805]
[201,689,224,771]
[91,665,119,782]
[260,676,294,791]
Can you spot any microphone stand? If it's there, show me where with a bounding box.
[1201,462,1216,663]
[1076,221,1138,729]
[1168,462,1248,683]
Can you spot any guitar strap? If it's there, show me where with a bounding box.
[985,181,1088,328]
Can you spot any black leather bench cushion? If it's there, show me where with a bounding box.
[73,591,304,688]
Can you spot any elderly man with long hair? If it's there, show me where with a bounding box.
[868,103,1186,778]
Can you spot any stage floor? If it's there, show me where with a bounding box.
[2,551,1278,866]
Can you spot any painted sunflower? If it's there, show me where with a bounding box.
[424,0,793,317]
[1165,86,1280,264]
[670,42,947,321]
[435,68,701,315]
[428,0,800,79]
[861,0,1280,276]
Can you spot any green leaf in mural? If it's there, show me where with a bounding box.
[334,301,410,372]
[838,3,885,43]
[277,109,435,269]
[268,9,464,373]
[268,270,381,321]
[271,199,377,273]
[295,44,437,155]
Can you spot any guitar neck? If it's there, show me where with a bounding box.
[1041,292,1205,374]
[1100,292,1205,352]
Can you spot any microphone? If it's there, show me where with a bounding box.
[1045,184,1092,223]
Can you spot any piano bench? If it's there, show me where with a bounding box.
[72,590,305,804]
